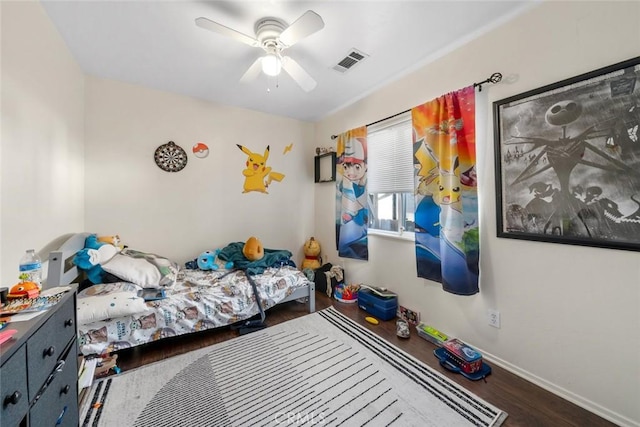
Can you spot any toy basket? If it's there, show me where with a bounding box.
[333,283,359,303]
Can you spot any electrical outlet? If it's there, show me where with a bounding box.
[488,309,501,328]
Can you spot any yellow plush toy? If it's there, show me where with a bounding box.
[243,236,264,261]
[97,235,122,248]
[301,237,322,270]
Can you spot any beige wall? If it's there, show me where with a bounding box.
[84,77,315,265]
[315,1,640,426]
[1,1,85,285]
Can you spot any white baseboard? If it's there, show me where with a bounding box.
[476,348,638,427]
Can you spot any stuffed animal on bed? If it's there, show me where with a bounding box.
[97,234,122,248]
[197,249,234,271]
[243,236,264,261]
[74,234,121,283]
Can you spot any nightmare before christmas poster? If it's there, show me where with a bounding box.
[494,57,640,251]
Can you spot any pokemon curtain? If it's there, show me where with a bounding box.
[412,86,479,295]
[335,126,369,260]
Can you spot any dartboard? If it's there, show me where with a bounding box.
[154,141,188,172]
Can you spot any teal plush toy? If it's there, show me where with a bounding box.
[197,249,234,271]
[73,234,114,283]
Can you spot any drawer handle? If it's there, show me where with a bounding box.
[4,390,21,406]
[64,318,74,327]
[44,346,56,357]
[61,384,71,395]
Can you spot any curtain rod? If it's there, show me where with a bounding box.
[330,72,502,140]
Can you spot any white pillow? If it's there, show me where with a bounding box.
[101,250,179,288]
[86,244,120,266]
[77,291,149,324]
[101,255,160,287]
[78,282,140,298]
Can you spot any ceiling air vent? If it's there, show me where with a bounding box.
[332,48,368,73]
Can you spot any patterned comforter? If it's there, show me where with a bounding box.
[77,266,310,355]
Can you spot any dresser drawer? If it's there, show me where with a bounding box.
[26,294,76,400]
[0,344,28,427]
[29,338,78,427]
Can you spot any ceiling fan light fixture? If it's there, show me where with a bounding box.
[262,53,282,76]
[196,10,324,90]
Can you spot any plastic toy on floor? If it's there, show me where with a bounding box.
[396,319,410,338]
[434,338,492,381]
[94,354,120,378]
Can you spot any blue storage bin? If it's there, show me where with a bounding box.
[357,289,397,320]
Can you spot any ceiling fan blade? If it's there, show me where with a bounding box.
[281,56,317,92]
[279,10,324,47]
[195,17,259,47]
[240,57,263,83]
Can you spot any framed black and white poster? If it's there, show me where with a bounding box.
[493,57,640,251]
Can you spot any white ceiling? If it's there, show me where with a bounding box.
[41,0,535,122]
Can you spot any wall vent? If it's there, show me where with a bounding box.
[332,48,369,73]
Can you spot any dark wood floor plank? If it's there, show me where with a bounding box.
[113,293,616,427]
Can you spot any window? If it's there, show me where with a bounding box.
[367,112,415,237]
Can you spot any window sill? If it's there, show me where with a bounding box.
[368,229,415,242]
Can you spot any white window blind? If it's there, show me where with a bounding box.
[367,112,414,193]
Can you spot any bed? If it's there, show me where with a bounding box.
[47,233,315,355]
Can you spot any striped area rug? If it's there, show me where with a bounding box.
[81,307,507,426]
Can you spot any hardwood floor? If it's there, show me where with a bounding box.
[114,293,615,427]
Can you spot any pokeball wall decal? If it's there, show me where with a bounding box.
[192,142,209,158]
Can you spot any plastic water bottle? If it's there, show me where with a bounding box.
[19,249,42,290]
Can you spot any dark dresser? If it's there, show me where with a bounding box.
[0,286,78,427]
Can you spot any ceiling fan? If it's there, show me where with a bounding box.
[195,10,324,92]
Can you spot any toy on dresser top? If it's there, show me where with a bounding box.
[7,281,40,299]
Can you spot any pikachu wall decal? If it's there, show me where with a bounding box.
[236,144,285,194]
